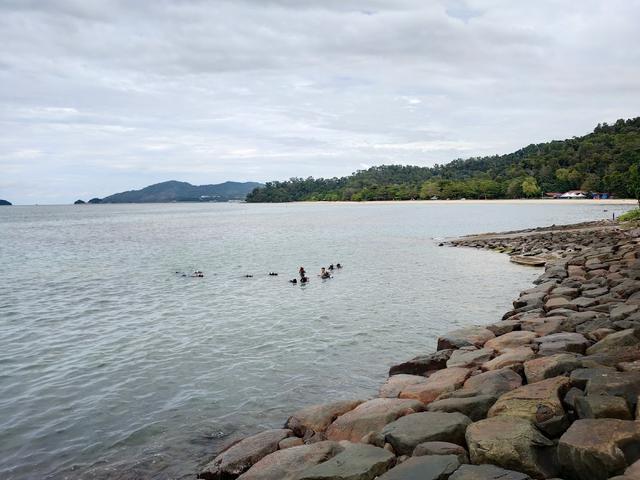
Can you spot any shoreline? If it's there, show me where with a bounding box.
[198,219,640,480]
[297,198,638,206]
[2,199,638,207]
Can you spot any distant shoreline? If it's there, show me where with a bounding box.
[292,198,638,206]
[3,198,637,206]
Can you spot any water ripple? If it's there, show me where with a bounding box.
[0,202,628,480]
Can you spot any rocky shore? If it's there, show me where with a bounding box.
[198,220,640,480]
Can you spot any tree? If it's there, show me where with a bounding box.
[507,178,523,198]
[580,174,601,192]
[628,163,640,207]
[521,177,541,198]
[419,180,441,199]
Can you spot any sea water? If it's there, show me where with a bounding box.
[0,202,631,479]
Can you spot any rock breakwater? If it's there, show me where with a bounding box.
[199,220,640,480]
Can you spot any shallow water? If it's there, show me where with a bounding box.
[0,202,631,479]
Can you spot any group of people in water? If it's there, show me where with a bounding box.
[180,263,343,282]
[289,263,342,284]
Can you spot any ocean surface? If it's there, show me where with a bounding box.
[0,202,632,479]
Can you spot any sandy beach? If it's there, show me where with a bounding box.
[320,199,639,206]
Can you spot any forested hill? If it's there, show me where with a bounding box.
[246,117,640,202]
[95,180,263,203]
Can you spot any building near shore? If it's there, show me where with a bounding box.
[560,190,587,199]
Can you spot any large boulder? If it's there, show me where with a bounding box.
[569,367,617,389]
[545,297,577,312]
[399,367,472,404]
[586,328,640,355]
[534,332,590,356]
[585,345,640,367]
[523,353,582,384]
[488,376,570,437]
[427,394,497,421]
[574,394,632,420]
[325,398,423,442]
[238,441,344,480]
[486,320,521,336]
[550,286,580,299]
[286,400,363,438]
[379,375,429,398]
[514,291,547,309]
[376,455,460,480]
[558,419,640,480]
[449,464,531,480]
[447,348,494,368]
[582,370,640,411]
[413,441,469,463]
[389,350,453,376]
[611,304,640,322]
[298,443,395,480]
[437,327,495,350]
[482,346,535,370]
[520,316,565,336]
[485,331,538,353]
[449,368,523,398]
[381,411,472,455]
[199,429,293,479]
[466,416,558,479]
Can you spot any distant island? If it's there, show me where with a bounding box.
[0,199,12,206]
[81,181,263,204]
[247,117,640,202]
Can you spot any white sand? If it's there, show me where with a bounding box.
[305,199,638,206]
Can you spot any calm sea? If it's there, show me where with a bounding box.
[0,202,632,479]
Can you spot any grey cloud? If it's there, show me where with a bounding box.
[0,0,639,203]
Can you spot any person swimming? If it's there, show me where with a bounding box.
[299,266,306,278]
[289,278,297,284]
[300,276,309,284]
[269,272,278,276]
[328,264,334,271]
[191,270,204,278]
[320,267,331,279]
[336,263,343,269]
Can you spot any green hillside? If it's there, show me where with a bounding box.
[246,117,640,202]
[95,180,263,203]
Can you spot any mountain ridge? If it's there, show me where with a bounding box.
[88,180,263,204]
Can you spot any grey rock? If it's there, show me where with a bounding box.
[437,327,495,350]
[611,304,640,322]
[449,464,531,480]
[238,441,344,480]
[413,441,469,463]
[558,419,640,480]
[444,368,523,399]
[427,395,497,421]
[298,443,395,480]
[377,455,460,480]
[199,429,293,480]
[382,411,472,456]
[586,328,640,355]
[286,400,364,438]
[575,395,632,420]
[447,348,494,368]
[389,350,453,376]
[466,416,557,479]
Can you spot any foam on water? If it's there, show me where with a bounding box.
[0,202,631,479]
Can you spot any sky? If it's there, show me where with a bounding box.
[1,1,639,204]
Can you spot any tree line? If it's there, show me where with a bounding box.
[246,117,640,202]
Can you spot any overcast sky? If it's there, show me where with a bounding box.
[1,0,639,204]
